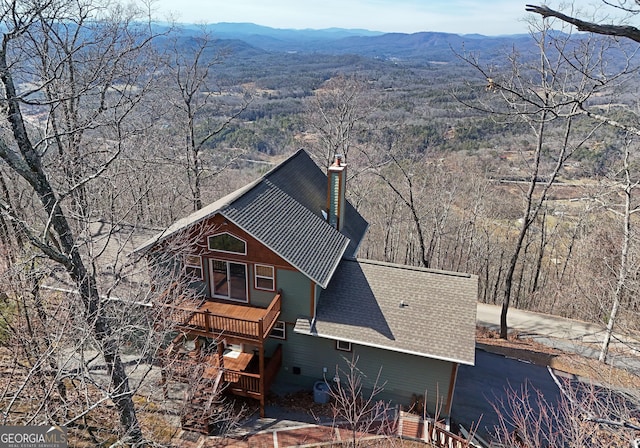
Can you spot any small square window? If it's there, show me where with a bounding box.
[255,264,275,291]
[270,321,286,339]
[184,254,203,280]
[336,340,352,352]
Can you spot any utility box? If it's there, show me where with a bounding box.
[313,381,330,404]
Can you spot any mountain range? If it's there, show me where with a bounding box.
[163,22,535,63]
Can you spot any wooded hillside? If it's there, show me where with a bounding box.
[0,2,639,444]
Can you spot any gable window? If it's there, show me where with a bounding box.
[208,232,246,255]
[209,259,248,302]
[336,340,352,352]
[270,321,286,339]
[254,264,275,291]
[184,255,203,280]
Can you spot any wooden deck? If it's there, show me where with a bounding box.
[161,344,283,407]
[158,290,283,420]
[159,291,282,343]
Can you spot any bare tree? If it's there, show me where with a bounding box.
[593,136,640,362]
[0,1,161,443]
[526,2,640,359]
[327,355,396,447]
[367,150,437,269]
[491,371,640,448]
[165,27,251,211]
[526,2,640,44]
[457,17,616,338]
[306,73,373,167]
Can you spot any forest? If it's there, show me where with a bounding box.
[0,0,639,445]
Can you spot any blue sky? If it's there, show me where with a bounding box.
[152,0,534,35]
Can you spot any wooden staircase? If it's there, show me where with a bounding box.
[181,370,225,435]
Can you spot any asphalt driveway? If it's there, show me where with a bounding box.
[451,348,561,439]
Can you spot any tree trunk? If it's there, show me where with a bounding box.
[0,37,143,442]
[500,114,547,338]
[599,145,632,362]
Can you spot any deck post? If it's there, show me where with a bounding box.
[217,340,225,371]
[444,363,459,417]
[259,345,265,418]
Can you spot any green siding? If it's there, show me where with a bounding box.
[249,264,275,308]
[314,284,322,316]
[263,270,312,355]
[276,269,312,322]
[276,331,454,416]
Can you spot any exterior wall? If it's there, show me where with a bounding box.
[158,212,317,354]
[162,213,311,308]
[276,331,456,416]
[276,269,314,322]
[265,269,315,359]
[154,211,459,417]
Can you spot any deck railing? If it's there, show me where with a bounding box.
[226,371,260,396]
[398,411,474,448]
[224,344,282,397]
[426,420,472,448]
[163,344,283,399]
[159,292,282,342]
[261,292,282,338]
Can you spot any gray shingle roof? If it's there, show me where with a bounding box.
[294,258,477,365]
[265,150,368,257]
[222,179,349,288]
[132,182,257,254]
[133,149,367,288]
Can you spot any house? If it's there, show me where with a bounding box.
[135,149,477,427]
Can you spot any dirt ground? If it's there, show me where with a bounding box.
[3,327,638,446]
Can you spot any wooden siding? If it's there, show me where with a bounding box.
[166,213,307,307]
[188,214,294,268]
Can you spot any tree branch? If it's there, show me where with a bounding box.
[526,4,640,43]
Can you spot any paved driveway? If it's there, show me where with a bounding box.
[451,349,561,439]
[477,303,640,374]
[477,303,606,342]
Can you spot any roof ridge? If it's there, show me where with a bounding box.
[354,258,475,278]
[221,149,312,210]
[262,148,309,177]
[132,149,312,254]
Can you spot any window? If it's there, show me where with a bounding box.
[184,255,203,279]
[208,232,246,255]
[336,340,352,352]
[209,259,248,302]
[254,264,275,291]
[270,321,286,339]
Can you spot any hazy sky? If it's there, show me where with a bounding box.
[152,0,534,35]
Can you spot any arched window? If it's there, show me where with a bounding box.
[208,232,246,255]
